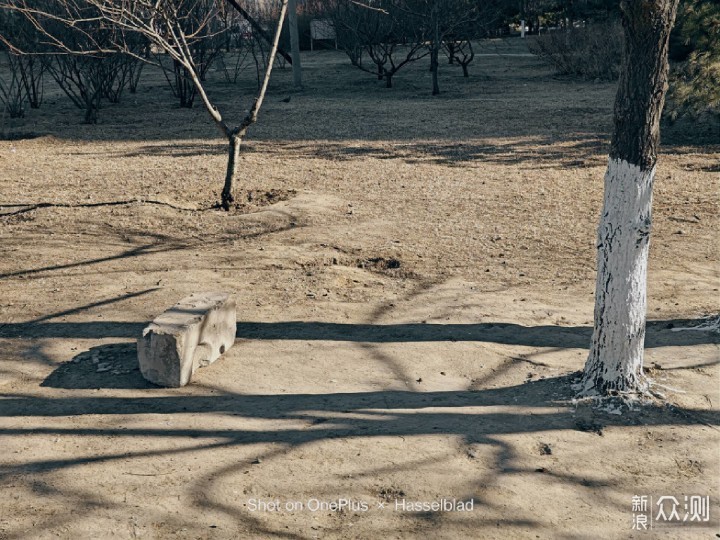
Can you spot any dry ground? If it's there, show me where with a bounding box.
[0,39,718,539]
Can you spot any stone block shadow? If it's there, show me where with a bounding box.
[41,343,156,390]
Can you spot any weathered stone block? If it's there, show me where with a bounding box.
[138,292,236,387]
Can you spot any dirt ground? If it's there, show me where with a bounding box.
[1,39,718,539]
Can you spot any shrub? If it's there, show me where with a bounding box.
[0,52,27,118]
[529,21,623,81]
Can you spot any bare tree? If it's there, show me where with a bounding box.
[0,8,45,110]
[409,0,476,94]
[400,0,485,94]
[43,54,106,123]
[443,38,473,77]
[325,0,372,69]
[0,52,28,117]
[581,0,680,395]
[0,0,290,209]
[326,0,428,88]
[440,0,505,79]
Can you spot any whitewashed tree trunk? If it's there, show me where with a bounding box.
[581,0,679,395]
[582,159,655,394]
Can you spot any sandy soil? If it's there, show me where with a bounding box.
[0,39,718,539]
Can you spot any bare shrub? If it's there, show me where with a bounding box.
[43,55,106,124]
[100,53,144,103]
[529,22,623,81]
[15,53,44,108]
[127,56,145,94]
[5,2,133,123]
[216,49,251,85]
[0,9,44,109]
[43,49,139,123]
[0,52,26,117]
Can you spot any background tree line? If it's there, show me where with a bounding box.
[1,0,715,128]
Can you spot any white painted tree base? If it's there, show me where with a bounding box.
[581,158,656,395]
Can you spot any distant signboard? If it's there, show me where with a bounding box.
[310,19,336,41]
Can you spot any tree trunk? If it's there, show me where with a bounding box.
[461,63,469,78]
[581,0,679,395]
[129,61,144,94]
[288,0,302,89]
[431,15,440,95]
[83,106,98,124]
[221,135,242,210]
[175,62,196,108]
[83,92,101,124]
[430,46,439,95]
[385,72,393,88]
[215,0,289,210]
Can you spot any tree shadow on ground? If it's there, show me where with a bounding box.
[114,135,611,170]
[6,315,715,346]
[2,375,717,539]
[4,310,719,536]
[0,214,302,282]
[0,241,174,281]
[26,316,719,390]
[233,319,719,347]
[109,136,719,172]
[272,137,611,169]
[3,375,719,454]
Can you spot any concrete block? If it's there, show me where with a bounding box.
[138,292,236,387]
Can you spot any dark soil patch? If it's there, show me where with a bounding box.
[212,189,297,214]
[358,256,402,272]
